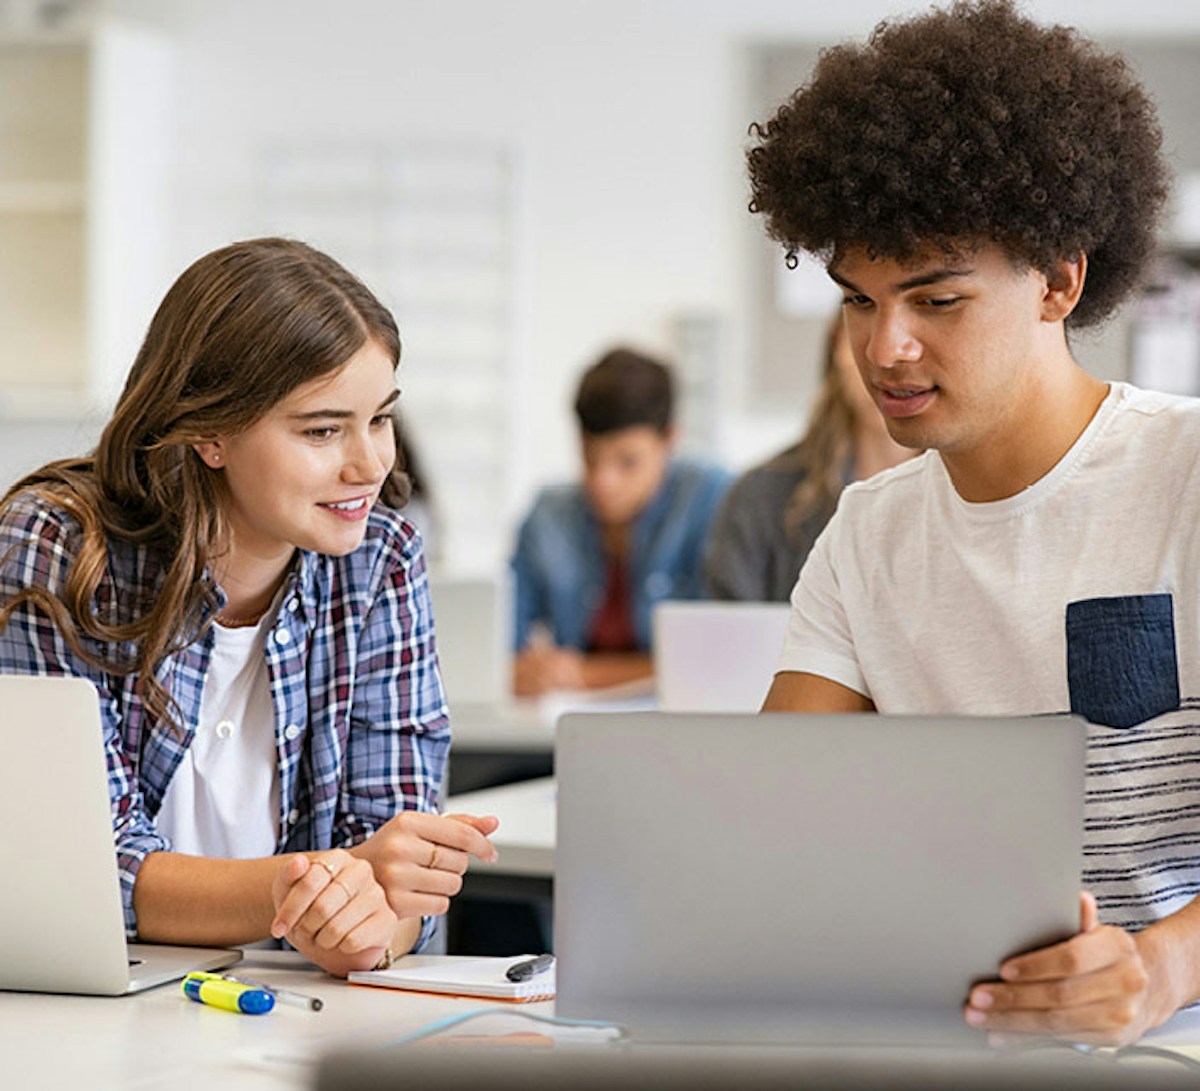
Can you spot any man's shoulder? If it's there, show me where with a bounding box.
[667,456,731,490]
[837,452,934,508]
[1110,382,1200,427]
[525,482,588,522]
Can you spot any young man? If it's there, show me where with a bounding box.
[510,347,729,696]
[750,0,1196,1047]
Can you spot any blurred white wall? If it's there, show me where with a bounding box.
[7,0,1200,558]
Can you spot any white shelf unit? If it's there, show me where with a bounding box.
[0,21,171,422]
[254,142,520,572]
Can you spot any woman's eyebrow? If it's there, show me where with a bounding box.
[287,389,400,421]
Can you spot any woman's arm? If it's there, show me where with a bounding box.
[135,848,419,976]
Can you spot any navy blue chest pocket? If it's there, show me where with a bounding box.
[1065,594,1180,729]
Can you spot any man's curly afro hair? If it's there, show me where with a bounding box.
[746,0,1169,328]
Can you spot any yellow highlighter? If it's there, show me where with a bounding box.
[182,971,275,1014]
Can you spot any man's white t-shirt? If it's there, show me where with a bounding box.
[157,609,281,859]
[779,382,1200,931]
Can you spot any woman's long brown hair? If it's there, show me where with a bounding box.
[0,237,408,732]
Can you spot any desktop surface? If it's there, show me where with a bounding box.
[5,951,1199,1090]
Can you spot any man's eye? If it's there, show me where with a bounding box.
[925,296,961,308]
[840,295,872,309]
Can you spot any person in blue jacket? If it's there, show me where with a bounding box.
[510,347,730,696]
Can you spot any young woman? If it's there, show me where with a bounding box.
[0,237,496,976]
[705,315,913,602]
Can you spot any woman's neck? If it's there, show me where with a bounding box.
[212,548,295,626]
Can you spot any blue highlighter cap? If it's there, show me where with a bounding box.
[238,989,276,1014]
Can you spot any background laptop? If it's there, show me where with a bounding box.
[428,574,511,710]
[653,601,790,712]
[554,711,1085,1044]
[0,673,241,995]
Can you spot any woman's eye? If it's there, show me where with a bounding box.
[305,427,336,440]
[370,414,392,428]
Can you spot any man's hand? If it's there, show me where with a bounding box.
[348,811,499,920]
[964,891,1182,1047]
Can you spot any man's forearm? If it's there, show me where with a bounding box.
[1137,895,1200,1025]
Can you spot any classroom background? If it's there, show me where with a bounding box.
[1,0,1199,577]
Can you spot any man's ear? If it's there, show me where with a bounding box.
[1041,253,1087,323]
[192,441,225,469]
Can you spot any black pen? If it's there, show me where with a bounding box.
[505,954,554,983]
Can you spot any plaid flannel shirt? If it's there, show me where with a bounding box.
[0,492,450,949]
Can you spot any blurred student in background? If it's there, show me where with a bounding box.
[510,347,730,696]
[705,315,912,601]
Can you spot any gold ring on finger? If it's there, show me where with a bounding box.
[428,845,440,870]
[317,857,338,879]
[333,878,354,901]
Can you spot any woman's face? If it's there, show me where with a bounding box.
[195,338,398,571]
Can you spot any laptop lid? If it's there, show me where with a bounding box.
[652,602,790,712]
[0,673,239,995]
[554,711,1085,1044]
[428,575,509,708]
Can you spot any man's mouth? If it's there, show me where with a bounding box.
[877,384,936,418]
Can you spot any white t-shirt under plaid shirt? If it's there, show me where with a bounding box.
[0,497,450,948]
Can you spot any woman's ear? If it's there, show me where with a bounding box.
[1041,253,1088,323]
[192,441,225,469]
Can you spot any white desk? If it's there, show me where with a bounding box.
[3,951,554,1091]
[448,682,657,755]
[6,950,1200,1090]
[446,776,556,879]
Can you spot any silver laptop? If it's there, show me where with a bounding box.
[0,673,241,995]
[555,711,1085,1044]
[428,574,510,709]
[653,602,790,712]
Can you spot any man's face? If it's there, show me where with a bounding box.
[581,425,673,528]
[830,243,1053,459]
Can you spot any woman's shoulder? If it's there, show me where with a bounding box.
[318,503,425,589]
[720,445,808,507]
[0,489,86,550]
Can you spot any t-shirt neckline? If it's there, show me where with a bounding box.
[937,382,1123,522]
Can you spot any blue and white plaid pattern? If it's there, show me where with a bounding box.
[0,493,449,948]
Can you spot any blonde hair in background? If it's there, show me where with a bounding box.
[783,313,857,542]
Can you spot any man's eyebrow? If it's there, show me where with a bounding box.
[828,267,976,294]
[287,389,400,421]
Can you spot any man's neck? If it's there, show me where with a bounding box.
[941,363,1110,504]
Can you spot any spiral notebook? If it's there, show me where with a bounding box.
[348,955,556,1003]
